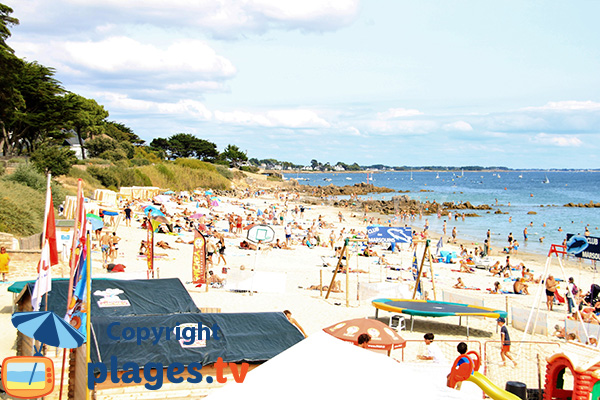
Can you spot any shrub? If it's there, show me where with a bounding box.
[174,158,216,172]
[0,181,45,236]
[215,165,233,180]
[4,164,46,191]
[99,148,127,161]
[87,166,120,189]
[134,169,153,186]
[155,164,175,181]
[241,166,260,173]
[130,158,151,166]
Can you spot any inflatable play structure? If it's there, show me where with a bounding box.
[448,350,600,400]
[543,352,600,400]
[447,351,522,400]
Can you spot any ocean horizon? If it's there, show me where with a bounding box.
[283,170,600,258]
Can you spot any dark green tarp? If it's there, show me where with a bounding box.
[90,312,304,370]
[23,278,199,317]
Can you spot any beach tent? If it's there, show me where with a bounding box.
[206,331,481,400]
[89,312,304,371]
[93,189,118,207]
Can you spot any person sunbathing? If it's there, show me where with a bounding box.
[459,260,474,273]
[306,280,342,292]
[156,241,177,250]
[453,277,465,289]
[207,270,225,287]
[490,281,501,294]
[513,278,529,295]
[240,240,257,250]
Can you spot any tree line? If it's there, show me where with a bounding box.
[0,4,248,176]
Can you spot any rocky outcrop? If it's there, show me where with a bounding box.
[294,183,395,196]
[564,201,600,208]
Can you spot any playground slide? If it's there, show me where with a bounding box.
[467,371,522,400]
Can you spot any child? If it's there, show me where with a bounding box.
[497,317,517,367]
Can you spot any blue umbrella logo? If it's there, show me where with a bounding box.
[12,311,85,351]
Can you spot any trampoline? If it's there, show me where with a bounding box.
[372,298,507,335]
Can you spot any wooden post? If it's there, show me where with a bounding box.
[325,238,348,299]
[425,241,437,300]
[345,245,349,307]
[319,269,323,297]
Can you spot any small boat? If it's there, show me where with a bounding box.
[410,170,413,181]
[436,172,440,179]
[518,174,523,179]
[346,177,352,180]
[324,178,332,182]
[543,174,550,184]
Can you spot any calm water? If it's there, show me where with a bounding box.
[283,171,600,256]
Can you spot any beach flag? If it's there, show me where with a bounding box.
[146,218,154,277]
[435,236,443,256]
[31,239,52,311]
[192,230,207,286]
[64,238,88,338]
[31,177,59,311]
[411,251,421,296]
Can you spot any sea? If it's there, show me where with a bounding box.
[282,170,600,257]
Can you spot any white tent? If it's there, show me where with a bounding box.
[206,331,481,400]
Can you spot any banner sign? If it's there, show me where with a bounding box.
[146,219,154,273]
[192,231,207,284]
[566,234,600,261]
[367,226,412,243]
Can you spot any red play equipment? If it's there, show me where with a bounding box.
[447,351,522,400]
[543,352,600,400]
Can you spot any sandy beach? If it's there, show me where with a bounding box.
[1,185,599,398]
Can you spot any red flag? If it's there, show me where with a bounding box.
[45,190,59,266]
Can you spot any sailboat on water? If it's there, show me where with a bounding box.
[436,172,440,179]
[543,174,550,184]
[410,170,413,181]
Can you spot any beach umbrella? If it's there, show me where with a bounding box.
[163,190,175,195]
[323,318,405,353]
[205,190,213,195]
[145,208,165,217]
[143,205,161,214]
[152,215,170,225]
[101,210,119,216]
[86,213,103,231]
[12,311,85,349]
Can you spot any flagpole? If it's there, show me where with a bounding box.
[42,173,51,312]
[67,180,83,310]
[85,230,92,400]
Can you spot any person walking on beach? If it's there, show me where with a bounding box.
[546,275,558,311]
[497,317,516,367]
[451,227,457,243]
[566,277,578,314]
[124,204,132,227]
[0,247,10,282]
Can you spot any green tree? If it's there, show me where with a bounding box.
[30,144,77,176]
[221,144,248,167]
[62,94,109,159]
[0,3,18,51]
[84,136,117,157]
[167,133,198,158]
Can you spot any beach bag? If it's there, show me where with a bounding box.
[572,284,578,295]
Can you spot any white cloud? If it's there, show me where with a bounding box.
[215,109,330,128]
[443,121,473,131]
[97,93,212,120]
[533,133,583,147]
[368,120,436,135]
[62,37,235,77]
[523,101,600,112]
[17,0,360,38]
[377,108,424,119]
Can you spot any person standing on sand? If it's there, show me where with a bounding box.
[451,227,457,243]
[443,220,447,236]
[0,247,10,282]
[124,204,132,227]
[546,275,558,311]
[498,317,517,367]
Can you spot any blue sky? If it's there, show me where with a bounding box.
[8,1,600,168]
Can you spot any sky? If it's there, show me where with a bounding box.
[6,1,600,168]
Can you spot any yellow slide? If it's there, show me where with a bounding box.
[466,371,522,400]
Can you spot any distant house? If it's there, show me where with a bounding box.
[334,165,345,171]
[62,130,84,159]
